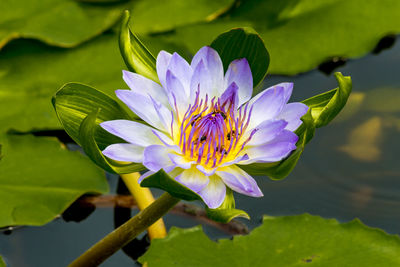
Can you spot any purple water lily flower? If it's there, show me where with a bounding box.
[100,46,308,209]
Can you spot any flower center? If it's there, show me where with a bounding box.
[176,91,254,168]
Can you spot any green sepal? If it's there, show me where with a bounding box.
[140,170,200,201]
[210,27,270,88]
[240,108,315,179]
[79,110,145,174]
[119,10,159,83]
[302,72,352,128]
[52,82,136,149]
[206,188,250,223]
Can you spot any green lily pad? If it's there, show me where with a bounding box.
[0,33,126,133]
[129,0,234,34]
[0,0,128,50]
[139,214,400,266]
[0,133,108,227]
[147,0,400,75]
[0,256,5,267]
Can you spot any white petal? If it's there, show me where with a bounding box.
[197,175,226,209]
[100,120,163,146]
[102,143,144,162]
[247,85,285,129]
[122,70,170,108]
[224,58,253,106]
[246,119,288,146]
[166,70,190,117]
[175,166,210,192]
[138,170,155,183]
[196,165,216,176]
[167,52,192,95]
[241,130,298,164]
[115,90,170,132]
[190,60,214,101]
[191,46,224,96]
[156,50,172,89]
[143,145,175,172]
[277,103,309,131]
[168,153,194,169]
[216,165,263,197]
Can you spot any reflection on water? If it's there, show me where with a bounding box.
[1,37,400,266]
[339,116,382,162]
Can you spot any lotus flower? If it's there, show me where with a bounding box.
[100,46,308,209]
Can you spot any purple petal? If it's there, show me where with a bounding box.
[102,143,144,162]
[156,50,172,89]
[220,82,239,111]
[241,130,298,164]
[224,58,253,106]
[247,85,285,129]
[167,52,192,95]
[279,82,294,103]
[197,176,226,209]
[166,70,190,115]
[115,90,171,132]
[143,145,175,172]
[196,165,216,176]
[277,103,309,131]
[138,170,155,183]
[190,60,214,100]
[175,166,210,193]
[191,46,224,95]
[168,153,194,169]
[220,154,249,167]
[246,119,288,146]
[100,120,164,146]
[122,70,170,108]
[216,165,263,197]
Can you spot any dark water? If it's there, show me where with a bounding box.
[1,37,399,266]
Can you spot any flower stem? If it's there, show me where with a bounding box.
[121,172,167,239]
[68,192,179,267]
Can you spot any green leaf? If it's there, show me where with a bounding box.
[119,10,159,83]
[302,72,352,128]
[78,110,144,174]
[139,214,400,266]
[52,82,134,148]
[140,170,200,201]
[147,0,400,75]
[0,0,128,50]
[0,256,5,267]
[210,28,270,87]
[0,34,126,133]
[129,0,234,34]
[206,188,249,223]
[0,133,108,227]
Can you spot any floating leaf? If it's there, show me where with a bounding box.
[206,188,249,223]
[0,0,128,50]
[148,0,400,75]
[119,10,159,82]
[0,256,4,267]
[0,34,126,133]
[141,170,200,201]
[302,72,352,128]
[0,133,108,227]
[129,0,233,34]
[140,214,400,266]
[210,28,270,87]
[79,110,144,173]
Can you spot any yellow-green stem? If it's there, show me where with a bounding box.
[69,192,179,267]
[121,172,167,239]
